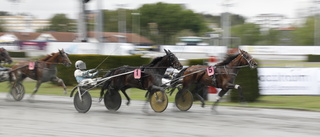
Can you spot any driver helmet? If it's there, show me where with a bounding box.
[75,60,86,70]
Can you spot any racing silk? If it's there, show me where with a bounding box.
[74,69,96,83]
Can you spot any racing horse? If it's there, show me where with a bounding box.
[0,47,13,82]
[9,49,72,101]
[0,47,13,66]
[170,49,258,111]
[100,49,183,112]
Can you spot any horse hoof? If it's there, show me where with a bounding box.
[126,102,130,106]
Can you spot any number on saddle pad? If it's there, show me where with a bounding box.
[134,69,141,79]
[28,62,35,70]
[207,66,214,76]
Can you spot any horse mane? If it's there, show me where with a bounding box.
[215,54,239,66]
[145,56,163,67]
[40,52,58,61]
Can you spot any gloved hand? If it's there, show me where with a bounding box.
[88,69,96,73]
[93,70,99,77]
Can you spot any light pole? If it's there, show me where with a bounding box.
[117,4,127,43]
[221,0,232,48]
[132,12,140,45]
[78,0,89,42]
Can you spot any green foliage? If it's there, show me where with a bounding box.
[231,23,261,45]
[188,59,206,65]
[47,14,75,32]
[56,55,151,86]
[256,29,281,45]
[201,14,246,28]
[0,19,6,32]
[293,17,315,45]
[307,55,320,62]
[138,2,209,44]
[8,51,26,57]
[229,67,260,102]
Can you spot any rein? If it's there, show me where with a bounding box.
[37,60,64,65]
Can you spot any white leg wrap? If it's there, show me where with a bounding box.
[234,84,240,89]
[216,96,221,101]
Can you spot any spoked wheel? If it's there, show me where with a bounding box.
[150,91,168,113]
[73,88,92,113]
[10,82,25,101]
[104,89,122,111]
[175,90,193,111]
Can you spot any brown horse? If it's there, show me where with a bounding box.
[0,47,13,65]
[171,49,258,111]
[9,49,72,100]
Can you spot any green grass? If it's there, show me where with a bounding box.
[1,81,320,112]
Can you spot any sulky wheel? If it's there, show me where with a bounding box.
[150,91,168,113]
[104,89,122,111]
[73,88,92,113]
[175,90,193,111]
[10,82,25,101]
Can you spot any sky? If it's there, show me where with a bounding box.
[0,0,314,19]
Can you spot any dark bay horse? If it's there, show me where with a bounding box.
[171,49,258,110]
[9,49,72,99]
[0,47,13,65]
[100,49,183,107]
[0,47,13,82]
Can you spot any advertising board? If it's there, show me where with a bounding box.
[258,68,320,95]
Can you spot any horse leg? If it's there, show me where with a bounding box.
[142,90,152,113]
[193,85,206,107]
[120,89,131,106]
[211,89,229,110]
[194,93,205,108]
[51,76,67,94]
[30,81,42,98]
[234,84,246,104]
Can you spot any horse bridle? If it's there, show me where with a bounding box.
[240,52,255,68]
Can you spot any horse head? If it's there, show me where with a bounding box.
[58,49,72,67]
[239,49,258,69]
[164,49,183,70]
[0,48,12,64]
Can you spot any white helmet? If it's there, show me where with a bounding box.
[75,60,86,70]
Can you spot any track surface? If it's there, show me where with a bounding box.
[1,93,319,137]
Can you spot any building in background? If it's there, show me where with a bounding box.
[247,13,293,32]
[0,16,50,32]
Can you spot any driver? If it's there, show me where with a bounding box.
[74,60,98,85]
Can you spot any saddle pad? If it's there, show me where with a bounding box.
[29,62,35,70]
[207,66,214,76]
[134,69,141,79]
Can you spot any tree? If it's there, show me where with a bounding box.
[0,20,6,32]
[201,13,246,27]
[231,23,261,45]
[46,14,75,32]
[293,16,315,45]
[0,11,11,16]
[138,2,209,44]
[256,29,281,45]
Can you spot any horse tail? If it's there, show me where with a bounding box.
[99,69,116,101]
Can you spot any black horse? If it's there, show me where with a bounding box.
[100,49,183,112]
[0,47,12,82]
[0,47,12,66]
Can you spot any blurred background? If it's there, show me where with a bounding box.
[0,0,320,97]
